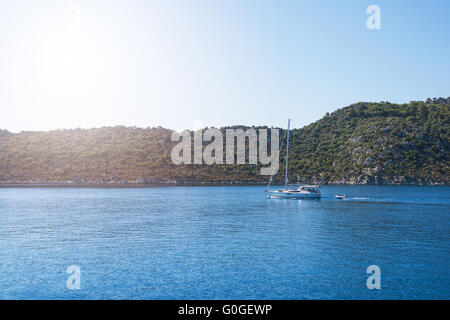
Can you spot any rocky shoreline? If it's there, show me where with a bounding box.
[0,178,447,187]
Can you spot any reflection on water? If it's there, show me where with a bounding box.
[0,185,449,299]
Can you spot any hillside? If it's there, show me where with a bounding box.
[0,98,448,185]
[288,98,449,184]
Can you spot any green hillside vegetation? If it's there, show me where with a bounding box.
[0,98,448,185]
[287,98,449,184]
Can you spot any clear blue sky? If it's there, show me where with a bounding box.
[0,0,449,132]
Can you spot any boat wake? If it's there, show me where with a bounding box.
[330,196,448,206]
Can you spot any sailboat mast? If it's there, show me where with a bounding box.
[284,119,290,190]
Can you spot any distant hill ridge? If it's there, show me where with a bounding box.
[0,129,11,137]
[0,98,448,185]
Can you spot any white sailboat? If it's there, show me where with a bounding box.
[267,119,321,199]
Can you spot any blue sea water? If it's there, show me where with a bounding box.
[0,185,449,300]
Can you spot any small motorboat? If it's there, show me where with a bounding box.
[335,194,346,199]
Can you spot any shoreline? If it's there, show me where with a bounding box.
[0,182,448,188]
[0,182,268,188]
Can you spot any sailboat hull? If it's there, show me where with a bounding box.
[267,190,321,199]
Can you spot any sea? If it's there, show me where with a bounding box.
[0,185,448,299]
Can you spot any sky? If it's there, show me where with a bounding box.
[0,0,449,133]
